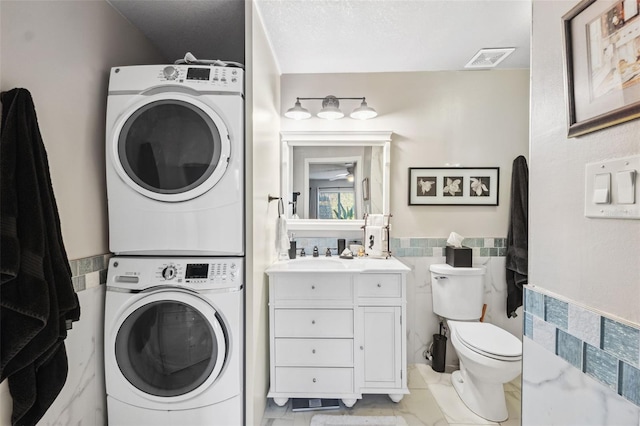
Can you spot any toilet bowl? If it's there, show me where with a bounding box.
[448,320,521,422]
[429,264,522,422]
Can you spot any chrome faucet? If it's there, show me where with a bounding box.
[325,248,332,257]
[313,246,319,257]
[299,248,306,257]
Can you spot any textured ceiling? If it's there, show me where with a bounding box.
[107,0,531,74]
[255,0,532,73]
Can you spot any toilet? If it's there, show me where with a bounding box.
[430,264,522,422]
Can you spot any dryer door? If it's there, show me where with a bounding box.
[113,289,227,400]
[112,94,232,202]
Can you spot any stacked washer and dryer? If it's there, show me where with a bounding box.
[104,64,244,425]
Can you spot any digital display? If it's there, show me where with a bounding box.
[185,263,209,279]
[186,68,210,81]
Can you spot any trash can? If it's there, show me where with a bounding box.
[431,333,447,373]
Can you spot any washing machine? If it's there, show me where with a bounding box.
[105,64,244,256]
[104,256,243,425]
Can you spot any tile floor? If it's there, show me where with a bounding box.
[261,364,521,426]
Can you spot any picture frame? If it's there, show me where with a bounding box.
[362,177,370,201]
[562,0,640,138]
[408,167,499,206]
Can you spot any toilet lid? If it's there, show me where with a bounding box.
[455,322,522,360]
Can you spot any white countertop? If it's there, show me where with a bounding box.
[265,256,410,274]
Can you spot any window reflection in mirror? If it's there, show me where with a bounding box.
[292,145,384,220]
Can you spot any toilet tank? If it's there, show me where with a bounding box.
[430,264,485,320]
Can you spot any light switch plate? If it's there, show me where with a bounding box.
[585,155,640,219]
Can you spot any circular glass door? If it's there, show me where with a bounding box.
[115,97,230,201]
[115,296,227,397]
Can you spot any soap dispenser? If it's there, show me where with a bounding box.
[288,233,297,259]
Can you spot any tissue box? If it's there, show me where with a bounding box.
[445,245,472,267]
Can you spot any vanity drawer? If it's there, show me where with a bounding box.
[273,274,353,301]
[358,274,402,298]
[275,338,353,367]
[274,367,353,394]
[274,309,353,338]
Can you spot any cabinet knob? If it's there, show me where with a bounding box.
[313,378,317,383]
[377,283,382,287]
[311,285,315,290]
[312,320,316,325]
[360,346,364,350]
[312,349,316,354]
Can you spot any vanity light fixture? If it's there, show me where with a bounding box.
[285,96,377,120]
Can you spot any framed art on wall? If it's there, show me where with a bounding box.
[408,167,499,206]
[562,0,640,137]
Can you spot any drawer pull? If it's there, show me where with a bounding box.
[377,283,382,287]
[312,320,316,325]
[311,285,315,290]
[360,346,364,350]
[313,378,317,383]
[312,349,316,354]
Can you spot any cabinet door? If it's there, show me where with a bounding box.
[360,306,401,388]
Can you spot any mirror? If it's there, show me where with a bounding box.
[281,131,392,232]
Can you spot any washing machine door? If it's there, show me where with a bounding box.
[112,93,231,202]
[113,289,227,400]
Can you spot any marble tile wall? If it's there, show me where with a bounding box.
[39,253,110,425]
[523,338,640,425]
[400,254,523,367]
[523,286,640,417]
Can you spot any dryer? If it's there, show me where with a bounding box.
[104,256,243,425]
[106,65,244,256]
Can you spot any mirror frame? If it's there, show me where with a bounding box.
[281,130,392,232]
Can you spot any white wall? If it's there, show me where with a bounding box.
[0,1,163,425]
[529,0,640,324]
[0,0,165,260]
[245,1,281,424]
[281,70,530,238]
[523,0,640,423]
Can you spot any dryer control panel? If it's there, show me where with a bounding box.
[108,65,243,95]
[108,256,243,291]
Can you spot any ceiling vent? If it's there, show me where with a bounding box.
[465,48,516,69]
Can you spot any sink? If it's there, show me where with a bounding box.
[284,257,347,270]
[266,256,410,274]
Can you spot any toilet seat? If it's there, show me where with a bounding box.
[451,321,522,361]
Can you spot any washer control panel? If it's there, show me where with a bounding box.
[108,257,243,290]
[157,261,240,285]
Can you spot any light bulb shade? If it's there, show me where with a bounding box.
[317,95,344,119]
[350,100,377,120]
[285,100,311,120]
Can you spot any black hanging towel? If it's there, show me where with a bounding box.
[0,88,80,425]
[505,155,529,318]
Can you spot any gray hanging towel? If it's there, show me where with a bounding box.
[505,155,528,318]
[0,88,80,425]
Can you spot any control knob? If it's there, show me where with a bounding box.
[163,66,179,80]
[162,265,177,280]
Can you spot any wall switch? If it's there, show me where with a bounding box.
[585,155,640,219]
[593,173,610,204]
[616,170,636,204]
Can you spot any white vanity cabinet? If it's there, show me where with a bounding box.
[266,258,409,407]
[358,273,405,401]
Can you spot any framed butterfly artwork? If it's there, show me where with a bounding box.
[408,167,499,206]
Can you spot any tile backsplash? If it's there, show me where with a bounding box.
[291,236,507,258]
[524,286,640,408]
[69,253,111,292]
